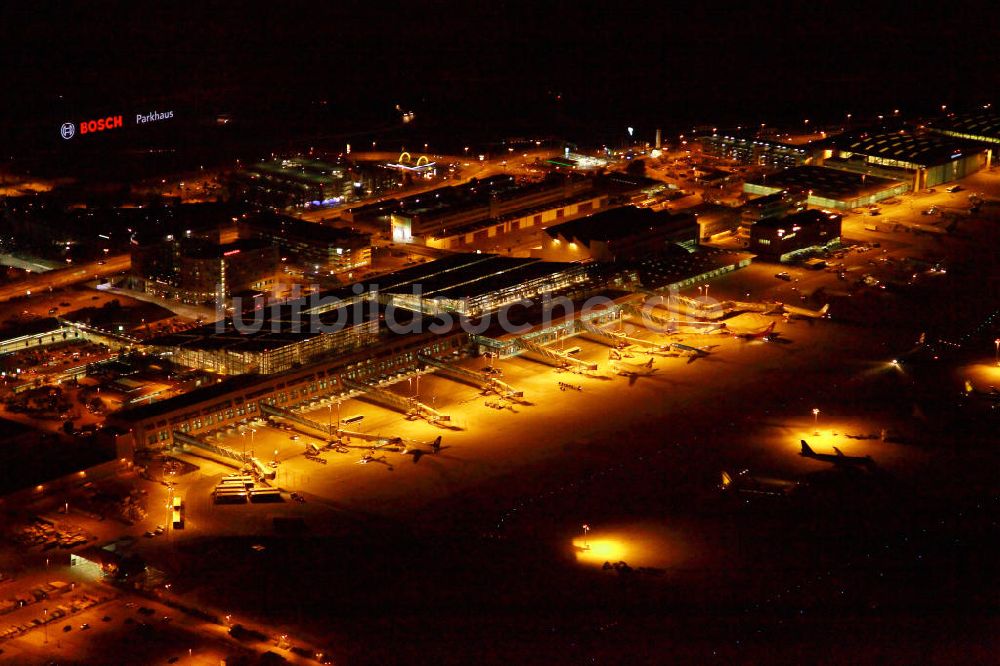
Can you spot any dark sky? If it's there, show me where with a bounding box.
[1,2,998,147]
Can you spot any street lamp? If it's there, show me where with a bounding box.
[582,524,591,550]
[812,408,820,434]
[995,338,999,366]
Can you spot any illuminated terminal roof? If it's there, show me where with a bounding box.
[829,130,980,168]
[379,254,591,317]
[148,302,376,353]
[929,111,1000,143]
[746,166,902,200]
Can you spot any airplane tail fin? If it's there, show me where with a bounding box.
[800,440,814,455]
[766,322,776,334]
[819,304,830,315]
[645,358,654,368]
[721,471,733,488]
[833,446,845,456]
[432,435,442,450]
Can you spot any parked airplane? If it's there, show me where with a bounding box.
[964,380,1000,402]
[783,303,830,319]
[671,342,710,357]
[799,440,874,467]
[611,357,656,384]
[730,321,776,340]
[720,469,799,497]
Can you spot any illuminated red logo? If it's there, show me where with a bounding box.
[65,115,124,137]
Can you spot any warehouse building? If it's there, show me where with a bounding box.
[819,129,988,189]
[537,207,699,263]
[744,166,908,211]
[749,209,841,261]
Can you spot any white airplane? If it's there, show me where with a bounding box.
[720,469,799,497]
[782,303,829,319]
[610,357,657,384]
[728,321,776,341]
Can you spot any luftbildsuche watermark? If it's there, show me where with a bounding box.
[216,282,723,338]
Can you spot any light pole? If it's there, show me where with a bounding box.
[812,408,820,435]
[43,608,48,644]
[582,524,591,550]
[994,338,999,366]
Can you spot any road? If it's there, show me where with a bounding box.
[290,149,559,224]
[0,255,130,304]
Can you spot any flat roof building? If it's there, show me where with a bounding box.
[241,212,372,274]
[744,166,908,210]
[130,236,278,306]
[146,300,380,375]
[819,129,988,189]
[701,133,810,169]
[537,206,699,263]
[749,209,841,262]
[372,174,594,243]
[378,254,593,318]
[109,328,468,456]
[230,157,353,208]
[927,111,1000,162]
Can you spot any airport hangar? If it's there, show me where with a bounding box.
[744,165,909,211]
[109,248,742,459]
[815,129,988,190]
[927,111,1000,162]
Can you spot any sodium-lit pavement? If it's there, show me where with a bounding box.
[0,254,130,303]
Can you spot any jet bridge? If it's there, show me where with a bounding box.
[172,430,246,465]
[515,337,598,371]
[342,377,451,424]
[620,302,725,333]
[263,400,445,448]
[260,402,335,436]
[575,319,664,350]
[418,355,525,400]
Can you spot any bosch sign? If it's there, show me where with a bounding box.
[59,109,173,139]
[60,115,123,139]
